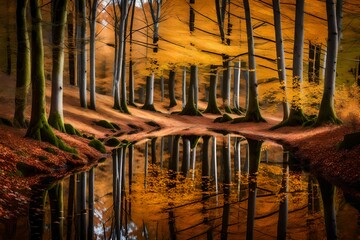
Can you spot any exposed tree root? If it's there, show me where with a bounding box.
[214,114,233,123]
[48,112,65,133]
[179,104,202,116]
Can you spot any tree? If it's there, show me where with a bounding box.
[48,0,68,132]
[68,0,76,86]
[280,0,307,127]
[314,0,342,126]
[180,65,202,116]
[272,0,289,122]
[168,69,177,108]
[142,73,157,111]
[13,0,30,128]
[128,0,137,106]
[88,0,99,110]
[76,0,87,108]
[233,0,265,123]
[204,65,222,114]
[26,0,62,146]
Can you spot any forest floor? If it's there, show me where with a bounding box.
[0,74,360,221]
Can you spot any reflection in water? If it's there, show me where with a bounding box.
[7,134,358,240]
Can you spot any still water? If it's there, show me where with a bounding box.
[1,134,359,240]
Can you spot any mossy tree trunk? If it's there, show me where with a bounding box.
[272,0,289,122]
[204,65,221,114]
[314,0,341,126]
[26,0,60,146]
[168,70,177,108]
[76,0,87,108]
[14,0,30,128]
[88,0,98,110]
[48,0,67,132]
[180,65,202,116]
[234,0,265,123]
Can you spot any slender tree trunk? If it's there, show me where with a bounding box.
[66,175,75,240]
[49,0,68,132]
[120,0,130,114]
[234,0,265,123]
[128,1,136,106]
[204,65,221,114]
[168,70,177,108]
[181,138,191,176]
[233,61,241,110]
[315,0,341,126]
[68,0,76,86]
[88,167,95,239]
[272,0,289,121]
[336,0,343,44]
[89,0,98,110]
[222,55,232,113]
[76,0,87,108]
[160,75,164,102]
[14,0,30,128]
[182,66,186,109]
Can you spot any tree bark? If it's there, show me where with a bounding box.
[26,0,60,146]
[14,0,30,128]
[89,0,98,110]
[272,0,289,121]
[49,0,68,132]
[204,65,221,114]
[234,0,265,123]
[142,73,157,111]
[168,70,177,108]
[286,0,308,125]
[315,0,341,126]
[68,0,76,86]
[76,0,87,108]
[180,65,202,116]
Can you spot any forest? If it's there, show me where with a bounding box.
[0,0,359,239]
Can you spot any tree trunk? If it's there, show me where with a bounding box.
[14,0,30,128]
[277,152,289,240]
[233,61,241,110]
[89,0,98,110]
[180,65,202,116]
[128,1,136,106]
[234,0,265,123]
[181,138,191,176]
[168,70,177,108]
[315,0,341,126]
[272,0,289,121]
[204,65,221,114]
[49,0,68,132]
[26,0,60,146]
[76,0,87,108]
[142,73,157,111]
[222,55,232,113]
[286,0,308,125]
[336,0,343,44]
[120,0,130,114]
[182,66,187,109]
[68,0,76,86]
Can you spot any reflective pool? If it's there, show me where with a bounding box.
[1,134,359,240]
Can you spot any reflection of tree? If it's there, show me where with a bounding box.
[246,139,263,240]
[317,176,337,240]
[277,151,289,240]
